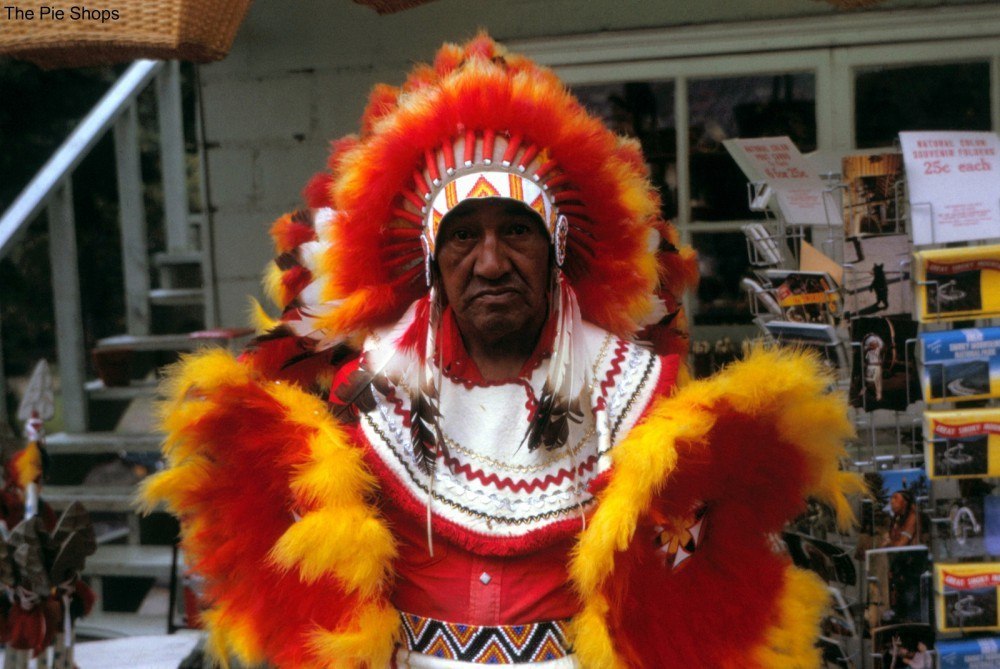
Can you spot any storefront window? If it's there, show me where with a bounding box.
[689,74,816,223]
[855,62,991,149]
[575,81,677,218]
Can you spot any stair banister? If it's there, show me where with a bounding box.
[0,60,163,260]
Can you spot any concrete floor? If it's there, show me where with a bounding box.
[1,632,201,669]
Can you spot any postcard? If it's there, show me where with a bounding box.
[850,315,920,411]
[920,328,1000,404]
[925,408,1000,478]
[866,547,932,633]
[843,233,911,318]
[933,496,986,560]
[899,131,1000,246]
[914,244,1000,322]
[841,152,905,237]
[759,269,840,324]
[870,623,935,669]
[935,562,1000,633]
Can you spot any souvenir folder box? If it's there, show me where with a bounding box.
[914,245,1000,322]
[920,328,1000,405]
[935,563,1000,633]
[925,408,1000,479]
[937,637,1000,669]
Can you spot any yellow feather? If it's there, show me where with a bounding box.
[308,603,401,668]
[269,506,396,597]
[747,567,828,668]
[250,296,279,334]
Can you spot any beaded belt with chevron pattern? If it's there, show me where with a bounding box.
[399,612,573,664]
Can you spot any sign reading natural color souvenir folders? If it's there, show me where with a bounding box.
[899,131,1000,246]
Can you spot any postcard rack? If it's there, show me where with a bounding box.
[737,161,1000,669]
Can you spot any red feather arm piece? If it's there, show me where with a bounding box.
[140,349,399,668]
[569,346,865,669]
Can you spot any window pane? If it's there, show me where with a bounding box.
[855,62,990,149]
[691,232,752,326]
[689,74,816,222]
[574,81,677,218]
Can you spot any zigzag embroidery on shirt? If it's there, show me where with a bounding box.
[400,613,572,663]
[441,451,599,493]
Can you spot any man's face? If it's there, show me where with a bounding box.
[435,199,551,350]
[890,492,905,514]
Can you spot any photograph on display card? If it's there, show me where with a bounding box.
[842,234,911,318]
[849,316,920,412]
[759,269,840,324]
[864,469,929,549]
[920,328,1000,404]
[933,497,986,560]
[865,546,932,637]
[870,623,935,669]
[841,152,905,237]
[937,636,1000,669]
[899,131,1000,246]
[924,408,1000,478]
[935,562,1000,633]
[914,245,1000,322]
[822,586,857,640]
[782,532,856,587]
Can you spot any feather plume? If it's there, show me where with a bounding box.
[524,274,586,452]
[408,287,442,474]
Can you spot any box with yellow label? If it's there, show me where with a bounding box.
[925,409,1000,478]
[914,245,1000,322]
[936,563,1000,633]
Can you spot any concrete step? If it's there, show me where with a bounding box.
[86,378,160,401]
[46,432,162,454]
[86,544,177,580]
[152,250,203,267]
[149,288,204,306]
[44,485,138,512]
[75,611,175,639]
[94,329,253,352]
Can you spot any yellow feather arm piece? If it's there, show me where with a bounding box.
[139,348,400,668]
[569,345,860,668]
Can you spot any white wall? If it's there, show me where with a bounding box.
[200,0,993,327]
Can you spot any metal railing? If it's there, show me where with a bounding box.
[0,59,196,433]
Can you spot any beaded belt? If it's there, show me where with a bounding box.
[399,612,573,664]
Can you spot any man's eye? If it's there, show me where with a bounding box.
[453,229,472,241]
[508,223,530,235]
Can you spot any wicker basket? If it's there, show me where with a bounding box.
[0,0,252,69]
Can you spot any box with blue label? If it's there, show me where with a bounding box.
[937,636,1000,668]
[920,328,1000,404]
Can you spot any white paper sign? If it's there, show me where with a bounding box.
[899,131,1000,246]
[723,137,831,226]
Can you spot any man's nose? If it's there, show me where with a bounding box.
[473,232,511,279]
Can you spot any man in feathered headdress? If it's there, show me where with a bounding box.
[142,33,862,668]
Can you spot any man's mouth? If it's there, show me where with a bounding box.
[470,287,519,302]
